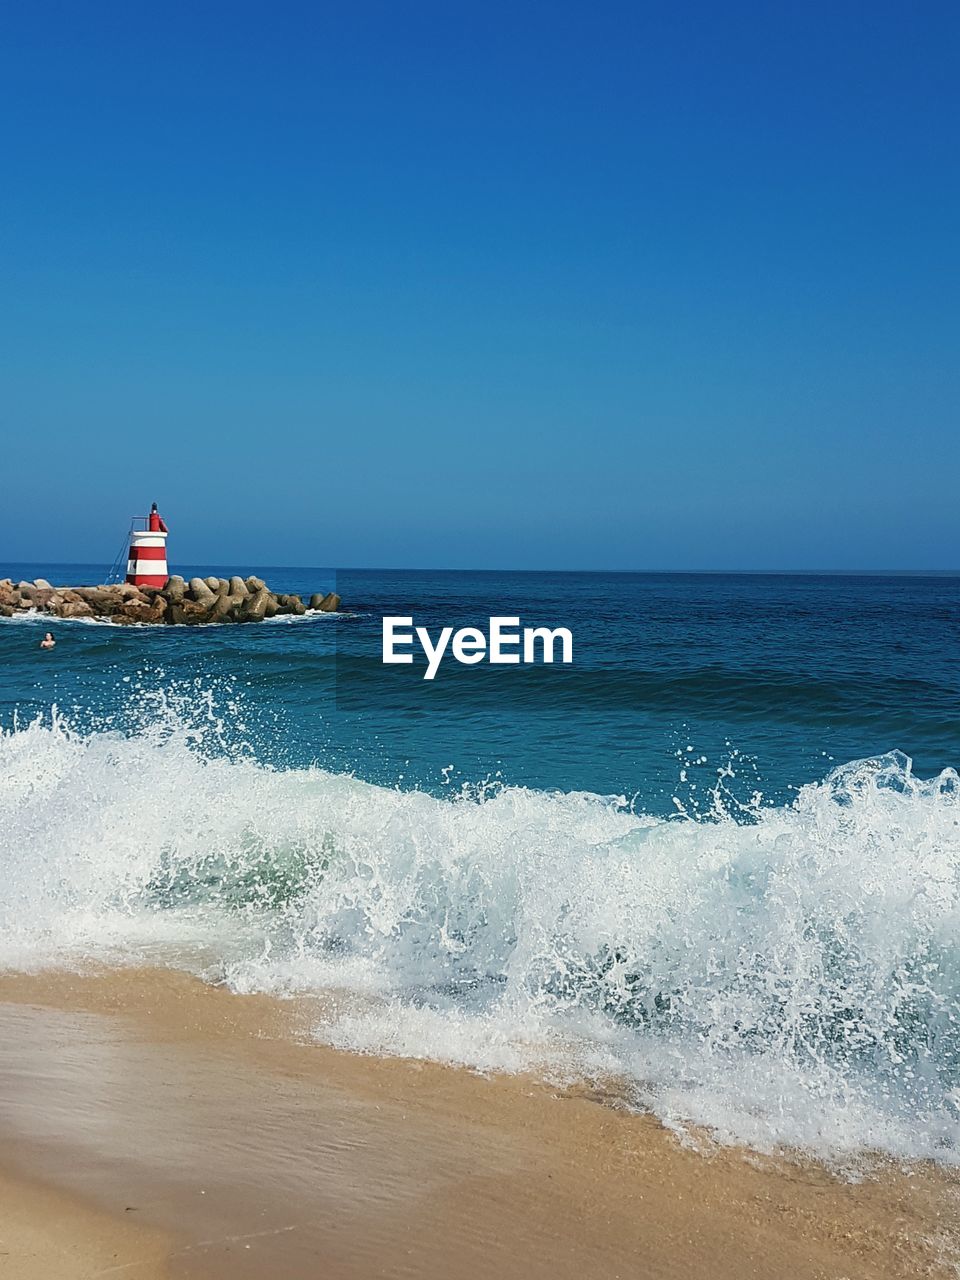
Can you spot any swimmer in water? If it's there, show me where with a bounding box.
[40,632,55,650]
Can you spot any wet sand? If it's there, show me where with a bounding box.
[0,967,957,1279]
[0,1170,169,1278]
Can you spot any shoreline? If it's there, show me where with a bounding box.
[0,967,957,1279]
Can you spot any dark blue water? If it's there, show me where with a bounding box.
[2,565,958,812]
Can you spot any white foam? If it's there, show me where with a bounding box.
[1,699,958,1165]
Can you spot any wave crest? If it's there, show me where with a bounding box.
[1,697,959,1164]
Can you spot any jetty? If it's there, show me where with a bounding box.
[0,576,341,625]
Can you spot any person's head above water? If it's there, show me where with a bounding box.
[40,632,55,649]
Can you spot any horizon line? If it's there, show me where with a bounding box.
[3,562,959,578]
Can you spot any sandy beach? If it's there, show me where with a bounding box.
[0,968,956,1280]
[3,0,957,1271]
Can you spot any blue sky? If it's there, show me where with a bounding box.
[1,1,957,569]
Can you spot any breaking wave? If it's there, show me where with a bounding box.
[1,689,959,1165]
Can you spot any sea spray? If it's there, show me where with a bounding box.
[1,693,959,1165]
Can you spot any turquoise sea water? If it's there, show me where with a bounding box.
[3,566,958,807]
[1,566,959,1163]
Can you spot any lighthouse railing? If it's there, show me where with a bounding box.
[105,517,143,584]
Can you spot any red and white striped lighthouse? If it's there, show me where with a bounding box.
[125,503,169,588]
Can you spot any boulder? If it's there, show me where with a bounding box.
[58,601,95,618]
[229,576,249,598]
[0,604,14,618]
[163,576,186,603]
[205,576,221,592]
[17,581,37,601]
[115,600,156,624]
[84,586,124,614]
[110,609,134,624]
[179,599,213,624]
[240,588,271,622]
[318,592,341,613]
[33,578,53,591]
[207,593,243,623]
[189,577,216,605]
[246,576,266,593]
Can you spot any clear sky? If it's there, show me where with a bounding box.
[1,1,957,570]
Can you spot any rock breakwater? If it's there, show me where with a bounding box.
[0,576,341,625]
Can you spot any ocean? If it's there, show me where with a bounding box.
[2,566,959,1164]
